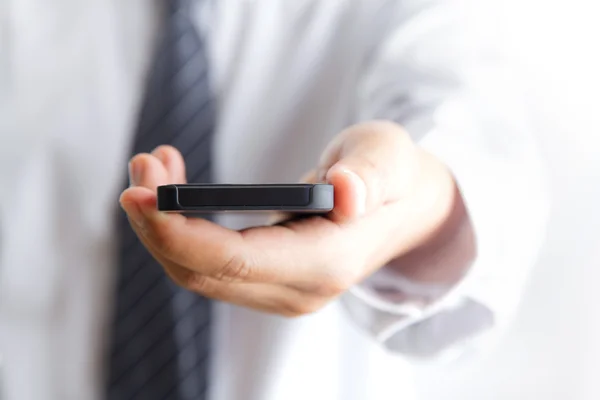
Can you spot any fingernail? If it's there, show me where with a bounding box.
[128,160,142,187]
[342,169,367,216]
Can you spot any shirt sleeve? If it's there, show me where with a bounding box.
[341,0,550,359]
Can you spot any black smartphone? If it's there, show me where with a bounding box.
[157,184,334,213]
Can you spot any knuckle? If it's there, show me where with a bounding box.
[185,272,212,293]
[214,251,253,282]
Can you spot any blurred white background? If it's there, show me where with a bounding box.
[414,0,600,399]
[1,1,598,399]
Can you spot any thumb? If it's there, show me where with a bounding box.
[322,122,419,222]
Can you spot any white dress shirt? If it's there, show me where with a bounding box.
[0,0,549,399]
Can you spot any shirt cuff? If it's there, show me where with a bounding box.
[340,118,548,360]
[340,267,495,361]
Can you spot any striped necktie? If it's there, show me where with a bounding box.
[106,1,214,399]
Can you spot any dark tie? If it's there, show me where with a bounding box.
[106,0,214,399]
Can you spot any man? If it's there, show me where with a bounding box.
[0,0,549,399]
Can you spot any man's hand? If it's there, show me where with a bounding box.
[121,121,462,317]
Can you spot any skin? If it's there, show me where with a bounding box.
[121,120,476,317]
